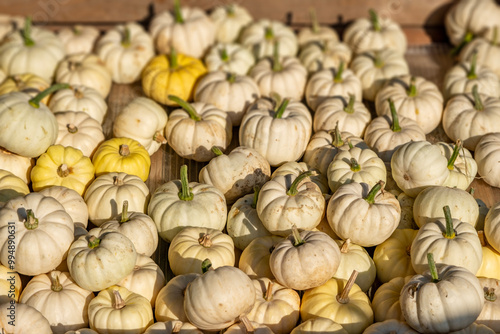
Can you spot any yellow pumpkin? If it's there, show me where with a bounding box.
[0,73,50,104]
[31,145,95,196]
[92,137,151,182]
[142,50,207,106]
[0,169,29,206]
[477,231,500,279]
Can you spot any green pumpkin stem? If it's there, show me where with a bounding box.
[485,287,497,302]
[274,98,290,119]
[22,17,35,47]
[427,253,440,283]
[334,61,345,83]
[50,273,63,292]
[112,290,126,309]
[407,77,417,97]
[472,85,484,111]
[211,146,224,156]
[174,0,184,23]
[24,209,38,230]
[121,200,129,223]
[29,83,70,108]
[347,138,354,149]
[168,95,201,121]
[226,4,235,16]
[220,47,229,62]
[350,158,361,172]
[121,27,131,47]
[310,8,320,34]
[291,224,305,246]
[88,236,101,249]
[336,270,358,304]
[273,41,282,72]
[492,27,498,47]
[72,25,81,35]
[443,205,456,239]
[227,72,236,83]
[388,98,401,132]
[447,140,462,170]
[365,181,384,204]
[374,53,384,68]
[369,9,381,32]
[178,165,194,201]
[251,186,260,209]
[265,26,274,40]
[287,171,314,196]
[450,31,474,56]
[201,258,213,273]
[170,48,178,69]
[467,52,478,80]
[344,94,355,114]
[330,122,344,147]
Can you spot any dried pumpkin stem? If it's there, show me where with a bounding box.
[336,270,358,304]
[24,209,38,230]
[265,281,274,301]
[153,131,167,144]
[113,290,126,309]
[388,98,401,132]
[251,185,260,209]
[174,0,184,23]
[472,85,484,111]
[198,234,212,248]
[443,205,456,239]
[121,26,131,48]
[88,236,101,249]
[350,158,360,172]
[121,200,129,223]
[73,86,84,99]
[467,52,478,80]
[365,181,384,204]
[291,224,305,246]
[22,16,35,46]
[447,140,462,170]
[240,315,255,333]
[274,98,289,119]
[201,258,214,273]
[407,76,417,97]
[113,176,124,186]
[67,124,78,134]
[220,47,229,62]
[119,144,130,156]
[168,95,202,121]
[287,171,313,196]
[340,239,351,253]
[369,9,381,32]
[57,164,70,178]
[29,83,70,108]
[211,146,224,156]
[485,287,497,302]
[273,41,282,72]
[343,94,355,114]
[427,253,440,283]
[334,61,345,83]
[178,165,194,201]
[478,230,487,247]
[50,273,63,292]
[330,122,344,147]
[310,8,320,34]
[172,321,183,333]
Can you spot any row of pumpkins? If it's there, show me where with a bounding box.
[0,0,500,333]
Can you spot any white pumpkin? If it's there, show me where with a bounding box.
[38,185,88,227]
[238,235,284,279]
[372,276,412,322]
[299,40,352,74]
[460,35,500,77]
[57,25,100,55]
[210,4,252,43]
[0,169,29,207]
[271,161,329,195]
[297,9,339,47]
[475,132,500,187]
[363,320,420,334]
[155,273,199,322]
[291,317,348,334]
[437,141,477,190]
[0,301,52,333]
[204,43,256,76]
[334,239,377,292]
[145,320,203,334]
[485,201,500,253]
[0,14,23,42]
[0,148,32,184]
[0,264,21,304]
[476,277,500,333]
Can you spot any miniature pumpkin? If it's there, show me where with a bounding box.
[297,9,339,47]
[299,40,352,74]
[475,132,500,188]
[0,301,52,333]
[334,239,376,292]
[476,230,500,278]
[0,73,50,103]
[271,161,329,194]
[0,169,29,206]
[485,201,500,253]
[291,317,348,334]
[238,235,284,279]
[476,277,500,333]
[204,43,256,76]
[145,321,203,334]
[0,148,32,184]
[438,140,477,190]
[38,185,88,227]
[57,25,99,55]
[210,4,253,44]
[372,276,412,322]
[155,273,199,322]
[0,14,23,41]
[363,320,419,334]
[0,264,21,303]
[460,31,500,77]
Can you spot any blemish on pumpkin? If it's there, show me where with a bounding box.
[41,127,47,135]
[415,108,419,115]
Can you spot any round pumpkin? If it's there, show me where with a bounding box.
[0,169,29,207]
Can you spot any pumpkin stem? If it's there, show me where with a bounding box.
[121,26,131,48]
[330,122,344,147]
[478,230,487,247]
[443,205,456,239]
[119,144,130,156]
[112,290,126,309]
[369,9,381,32]
[447,140,462,170]
[227,72,237,83]
[271,92,282,111]
[113,175,124,186]
[226,4,235,16]
[198,234,213,248]
[309,8,320,34]
[492,26,498,46]
[173,0,184,23]
[88,236,101,249]
[407,76,417,97]
[374,52,384,68]
[240,315,255,333]
[68,61,80,72]
[201,258,214,273]
[168,95,202,121]
[178,165,194,201]
[350,158,360,172]
[50,273,63,292]
[450,31,474,56]
[472,85,484,111]
[170,48,178,69]
[67,124,78,134]
[347,138,354,149]
[365,181,384,204]
[485,287,497,302]
[121,200,129,223]
[22,16,35,47]
[340,239,351,253]
[73,86,84,99]
[336,270,358,304]
[388,98,401,132]
[251,185,260,209]
[265,26,274,40]
[287,171,314,196]
[291,224,305,246]
[334,61,345,83]
[72,25,81,35]
[172,321,183,333]
[264,281,274,301]
[467,51,478,80]
[153,131,167,144]
[427,253,440,283]
[57,164,70,178]
[343,94,355,114]
[24,209,38,230]
[211,146,224,156]
[272,41,282,72]
[220,47,229,62]
[406,244,411,256]
[29,83,70,108]
[274,98,290,119]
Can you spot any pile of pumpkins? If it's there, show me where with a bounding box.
[0,0,500,332]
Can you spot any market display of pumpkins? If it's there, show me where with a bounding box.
[1,0,500,332]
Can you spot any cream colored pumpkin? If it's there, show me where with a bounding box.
[113,97,168,156]
[48,85,108,124]
[39,185,88,227]
[238,235,284,279]
[117,254,165,307]
[476,231,500,278]
[270,229,341,290]
[413,186,479,228]
[327,182,400,247]
[0,14,23,42]
[149,6,215,58]
[145,320,203,334]
[411,207,482,274]
[239,20,298,59]
[165,99,232,162]
[327,146,387,193]
[0,264,21,304]
[297,10,339,47]
[88,285,153,333]
[475,132,500,188]
[155,273,199,322]
[168,227,235,276]
[225,319,273,334]
[461,36,500,77]
[0,302,52,333]
[372,276,412,322]
[313,95,371,137]
[375,75,444,134]
[291,317,348,334]
[0,193,74,276]
[334,239,376,292]
[485,202,500,253]
[343,9,407,54]
[0,73,50,102]
[247,277,301,334]
[84,172,150,226]
[194,71,260,126]
[452,323,496,334]
[55,53,112,98]
[363,320,419,334]
[0,148,32,184]
[271,161,329,195]
[0,169,29,207]
[350,49,409,101]
[240,97,312,167]
[210,4,253,43]
[57,25,100,55]
[204,43,256,76]
[65,329,99,334]
[437,141,477,190]
[373,229,417,284]
[299,40,351,74]
[305,64,362,111]
[19,270,94,333]
[476,277,500,333]
[54,111,105,158]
